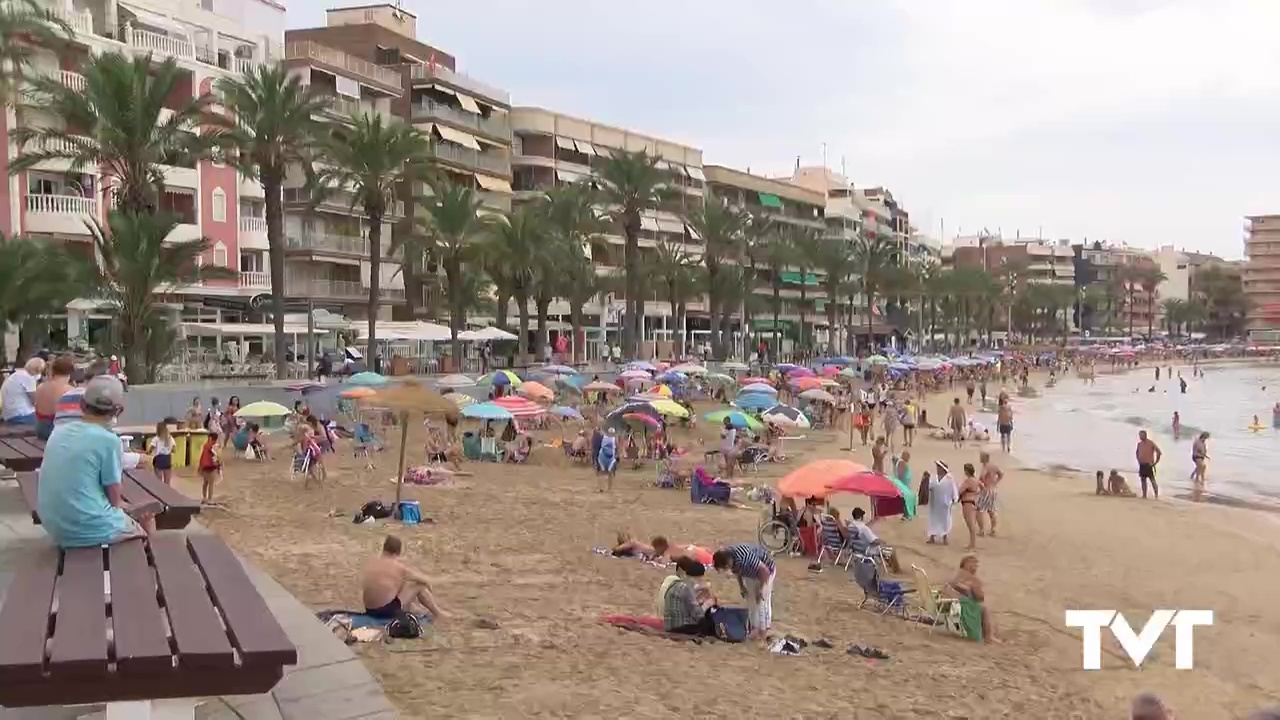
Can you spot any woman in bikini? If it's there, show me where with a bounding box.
[958,462,982,551]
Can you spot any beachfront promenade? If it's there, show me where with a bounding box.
[0,486,397,720]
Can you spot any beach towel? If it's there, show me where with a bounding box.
[958,596,984,642]
[656,575,680,616]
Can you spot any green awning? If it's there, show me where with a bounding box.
[781,271,819,286]
[752,318,793,330]
[758,192,784,209]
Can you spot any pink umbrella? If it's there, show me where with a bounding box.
[491,396,547,418]
[821,365,841,376]
[826,470,903,498]
[787,367,816,377]
[619,369,651,379]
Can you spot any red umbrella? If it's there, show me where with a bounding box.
[776,459,902,499]
[827,470,902,498]
[491,396,547,418]
[821,365,841,377]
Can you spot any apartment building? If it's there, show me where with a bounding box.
[0,0,290,346]
[1244,215,1280,331]
[509,106,703,354]
[1078,241,1160,334]
[946,236,1076,285]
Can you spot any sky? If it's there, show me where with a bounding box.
[287,0,1280,258]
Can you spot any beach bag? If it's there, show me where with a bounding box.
[386,611,422,639]
[360,500,393,519]
[709,607,750,643]
[917,475,930,507]
[398,501,421,525]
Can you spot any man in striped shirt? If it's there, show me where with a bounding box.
[712,543,776,638]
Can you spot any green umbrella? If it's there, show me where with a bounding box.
[704,409,764,432]
[867,355,889,365]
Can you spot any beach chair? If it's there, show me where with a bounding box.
[289,449,311,481]
[909,565,965,637]
[852,555,911,617]
[816,514,855,570]
[738,445,772,473]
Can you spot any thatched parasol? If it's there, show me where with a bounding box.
[361,379,458,518]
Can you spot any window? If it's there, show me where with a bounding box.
[212,242,228,268]
[31,178,56,195]
[211,188,226,222]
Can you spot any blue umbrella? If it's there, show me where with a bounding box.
[776,363,799,372]
[740,382,777,395]
[348,371,389,387]
[733,392,775,411]
[462,402,514,420]
[626,360,657,372]
[655,371,688,384]
[827,356,856,366]
[541,364,577,376]
[550,405,583,419]
[888,362,913,372]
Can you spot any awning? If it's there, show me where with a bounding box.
[433,124,481,151]
[656,219,684,234]
[640,216,660,232]
[687,166,706,181]
[672,164,690,177]
[781,271,820,286]
[475,134,505,148]
[180,322,316,337]
[430,84,457,97]
[556,169,587,183]
[685,224,701,240]
[574,139,597,155]
[475,174,512,193]
[455,92,482,114]
[555,136,576,151]
[759,192,784,209]
[120,3,188,35]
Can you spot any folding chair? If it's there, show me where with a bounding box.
[852,555,912,617]
[289,450,311,481]
[910,565,965,636]
[816,514,855,570]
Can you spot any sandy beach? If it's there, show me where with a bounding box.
[181,375,1280,719]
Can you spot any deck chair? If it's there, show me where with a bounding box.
[909,565,965,637]
[738,445,772,473]
[852,555,911,617]
[816,515,855,570]
[289,449,311,481]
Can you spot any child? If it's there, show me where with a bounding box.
[247,422,268,460]
[148,422,175,486]
[198,431,222,504]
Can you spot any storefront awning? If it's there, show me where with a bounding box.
[556,169,587,183]
[656,219,684,234]
[640,216,660,232]
[759,192,784,209]
[433,124,481,151]
[781,271,820,286]
[475,174,512,193]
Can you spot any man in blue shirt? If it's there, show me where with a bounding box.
[37,376,152,548]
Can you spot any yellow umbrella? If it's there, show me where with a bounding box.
[647,399,689,419]
[517,380,554,402]
[650,384,673,398]
[448,394,475,408]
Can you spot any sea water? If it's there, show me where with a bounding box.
[980,363,1280,505]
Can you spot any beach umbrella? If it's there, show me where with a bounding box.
[740,383,777,396]
[349,371,389,387]
[362,379,459,517]
[826,469,905,499]
[721,361,749,371]
[436,373,477,389]
[647,384,673,398]
[517,380,554,402]
[799,389,837,404]
[739,376,774,386]
[828,356,855,366]
[621,412,661,430]
[607,402,661,422]
[787,367,815,377]
[670,363,707,375]
[888,362,913,372]
[837,367,860,378]
[705,372,735,386]
[866,355,889,365]
[647,398,690,418]
[540,364,577,376]
[820,365,841,377]
[816,377,840,387]
[704,409,763,432]
[462,402,514,421]
[655,370,687,384]
[478,370,522,388]
[618,369,651,380]
[550,405,583,419]
[339,386,378,399]
[791,376,825,391]
[626,360,657,372]
[448,394,475,408]
[235,401,292,417]
[285,381,325,393]
[584,380,622,393]
[761,404,810,428]
[777,460,870,499]
[776,363,798,373]
[491,396,547,418]
[732,393,776,412]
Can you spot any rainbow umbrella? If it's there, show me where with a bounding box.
[704,409,763,431]
[478,370,522,387]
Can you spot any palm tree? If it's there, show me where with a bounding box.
[0,234,82,358]
[559,245,603,365]
[316,114,432,360]
[415,177,491,363]
[647,240,700,357]
[1081,285,1110,334]
[483,203,545,363]
[214,63,329,379]
[809,235,855,356]
[543,181,607,360]
[1139,266,1168,339]
[758,233,793,356]
[596,149,665,359]
[0,0,70,106]
[740,214,774,358]
[686,196,746,359]
[790,230,819,359]
[851,234,898,353]
[81,211,232,382]
[1161,298,1187,337]
[13,52,209,213]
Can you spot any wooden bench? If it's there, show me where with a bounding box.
[0,437,44,472]
[0,533,296,709]
[0,424,37,439]
[16,469,201,530]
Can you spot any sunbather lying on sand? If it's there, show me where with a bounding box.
[611,533,713,564]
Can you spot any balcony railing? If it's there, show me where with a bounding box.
[285,278,405,301]
[27,193,96,216]
[127,25,194,60]
[284,41,402,90]
[411,100,510,139]
[408,63,509,105]
[282,188,405,218]
[431,143,509,175]
[287,232,368,256]
[239,271,270,290]
[59,70,86,92]
[240,216,267,233]
[45,4,92,35]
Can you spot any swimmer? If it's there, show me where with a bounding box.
[1250,414,1265,431]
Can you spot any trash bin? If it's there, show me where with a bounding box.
[461,431,480,460]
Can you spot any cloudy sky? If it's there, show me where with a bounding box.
[290,0,1280,257]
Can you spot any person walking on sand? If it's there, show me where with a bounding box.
[1172,411,1181,439]
[927,461,957,544]
[870,436,887,474]
[996,398,1014,453]
[948,398,967,448]
[977,451,1003,537]
[1135,430,1162,499]
[958,462,982,550]
[1190,431,1210,501]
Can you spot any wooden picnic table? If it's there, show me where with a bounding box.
[0,533,296,709]
[0,437,44,472]
[0,423,36,439]
[16,468,202,530]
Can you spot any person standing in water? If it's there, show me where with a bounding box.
[1171,412,1181,439]
[1190,432,1210,501]
[1179,375,1187,394]
[1135,430,1163,499]
[997,398,1014,453]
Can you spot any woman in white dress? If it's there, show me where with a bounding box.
[927,460,958,544]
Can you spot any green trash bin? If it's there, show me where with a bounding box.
[462,431,480,460]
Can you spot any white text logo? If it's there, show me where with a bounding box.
[1064,610,1213,669]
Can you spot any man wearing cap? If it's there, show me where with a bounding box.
[36,376,153,548]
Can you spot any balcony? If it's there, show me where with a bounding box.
[286,231,369,257]
[58,70,86,92]
[240,216,267,233]
[318,95,391,124]
[44,4,92,35]
[411,100,510,140]
[239,271,270,290]
[284,41,402,93]
[408,64,508,106]
[127,25,195,61]
[25,194,97,234]
[22,135,92,172]
[282,188,405,218]
[431,143,510,176]
[285,278,405,302]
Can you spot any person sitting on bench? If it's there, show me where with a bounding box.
[36,376,154,548]
[361,535,450,621]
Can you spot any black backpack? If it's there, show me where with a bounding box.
[386,611,422,639]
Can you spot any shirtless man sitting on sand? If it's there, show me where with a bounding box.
[361,535,450,620]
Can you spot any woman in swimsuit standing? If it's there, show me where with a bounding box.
[958,462,982,551]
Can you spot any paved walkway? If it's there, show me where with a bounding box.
[0,483,396,720]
